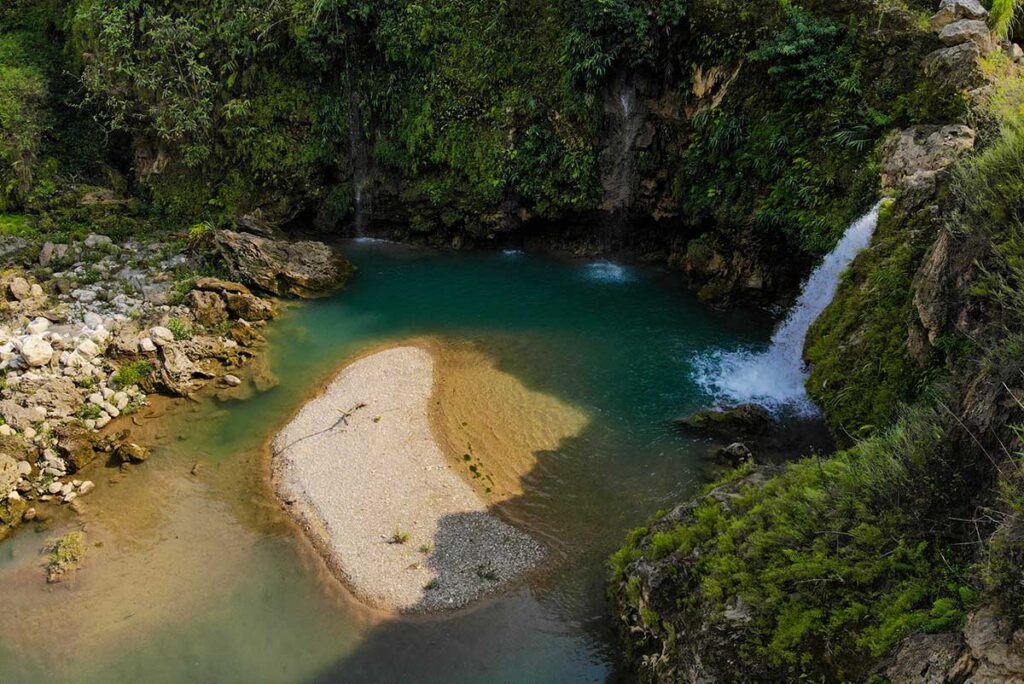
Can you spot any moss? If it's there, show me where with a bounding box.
[111,361,154,388]
[805,198,940,439]
[46,530,86,583]
[611,406,978,680]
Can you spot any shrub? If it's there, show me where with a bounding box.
[111,360,154,388]
[166,318,192,341]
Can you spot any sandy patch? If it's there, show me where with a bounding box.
[272,345,546,613]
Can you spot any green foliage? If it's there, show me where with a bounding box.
[613,407,979,679]
[166,318,193,341]
[111,360,154,388]
[991,0,1023,40]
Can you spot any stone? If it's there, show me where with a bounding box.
[22,507,35,521]
[0,454,20,498]
[116,442,149,464]
[677,404,774,439]
[84,312,103,330]
[78,481,95,496]
[923,42,986,92]
[880,125,976,195]
[150,327,175,346]
[228,320,264,347]
[195,277,252,295]
[47,481,63,495]
[139,337,157,353]
[26,317,50,335]
[222,374,242,387]
[187,289,229,327]
[20,336,53,367]
[715,442,753,465]
[16,461,31,476]
[939,19,993,53]
[54,426,97,472]
[84,233,114,249]
[212,230,354,298]
[29,284,43,299]
[76,339,100,360]
[7,277,31,301]
[1006,42,1024,63]
[930,0,988,32]
[225,292,276,321]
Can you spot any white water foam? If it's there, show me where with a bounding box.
[583,260,634,283]
[693,201,883,415]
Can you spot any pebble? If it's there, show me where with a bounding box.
[223,374,242,387]
[47,482,63,495]
[78,481,95,496]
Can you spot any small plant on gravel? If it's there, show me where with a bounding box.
[389,529,410,545]
[418,544,433,554]
[74,375,98,390]
[111,361,154,388]
[475,564,498,581]
[46,531,86,583]
[166,318,193,341]
[424,578,439,591]
[76,402,103,420]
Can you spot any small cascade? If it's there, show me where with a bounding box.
[693,201,883,415]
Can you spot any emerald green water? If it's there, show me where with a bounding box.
[0,241,770,682]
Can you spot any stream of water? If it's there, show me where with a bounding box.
[0,242,772,682]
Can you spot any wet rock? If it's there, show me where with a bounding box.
[714,442,753,466]
[228,320,264,347]
[225,292,275,321]
[116,442,149,464]
[54,426,97,472]
[677,404,774,439]
[212,230,354,298]
[187,289,229,327]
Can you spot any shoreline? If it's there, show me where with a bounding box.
[270,341,548,614]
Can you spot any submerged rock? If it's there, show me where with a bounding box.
[212,230,354,298]
[677,403,774,439]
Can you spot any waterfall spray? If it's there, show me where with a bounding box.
[693,201,884,415]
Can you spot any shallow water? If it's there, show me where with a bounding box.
[0,241,771,682]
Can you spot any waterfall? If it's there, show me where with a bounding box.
[693,201,883,415]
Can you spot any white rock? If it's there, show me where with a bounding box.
[78,481,95,496]
[113,392,129,410]
[0,425,13,437]
[47,482,63,495]
[8,490,20,502]
[20,335,53,367]
[63,492,77,503]
[26,317,50,335]
[17,461,31,476]
[139,337,157,353]
[29,284,44,299]
[84,233,113,249]
[150,327,174,345]
[77,339,100,360]
[223,374,242,387]
[103,403,120,418]
[95,414,111,429]
[60,482,74,496]
[84,312,103,329]
[101,387,114,400]
[88,392,103,405]
[30,406,46,422]
[23,427,36,440]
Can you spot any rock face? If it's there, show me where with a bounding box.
[187,290,229,327]
[880,125,976,195]
[212,230,354,298]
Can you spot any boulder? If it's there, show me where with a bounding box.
[923,42,987,92]
[212,230,354,298]
[930,0,988,32]
[116,442,149,464]
[939,19,994,53]
[677,404,774,439]
[225,292,276,321]
[714,442,754,466]
[20,335,54,367]
[187,290,229,327]
[83,233,114,249]
[228,320,264,347]
[880,125,976,195]
[7,277,31,302]
[54,426,97,472]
